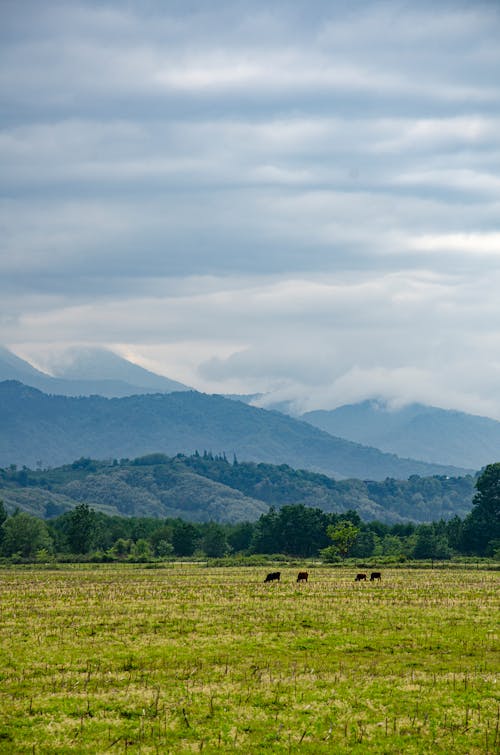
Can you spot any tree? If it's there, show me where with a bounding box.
[150,525,174,557]
[278,504,330,557]
[202,523,229,558]
[374,534,405,557]
[131,538,152,562]
[65,503,97,554]
[1,512,53,559]
[251,505,331,557]
[109,538,132,559]
[227,522,254,553]
[461,464,500,555]
[250,507,281,554]
[349,529,376,558]
[445,515,463,552]
[172,521,199,557]
[0,500,7,546]
[321,520,360,561]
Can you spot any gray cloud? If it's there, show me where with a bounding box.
[2,0,500,417]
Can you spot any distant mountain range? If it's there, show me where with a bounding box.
[301,400,500,470]
[0,453,475,524]
[0,346,188,398]
[0,381,468,479]
[2,345,500,471]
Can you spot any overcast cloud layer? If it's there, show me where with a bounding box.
[1,0,500,416]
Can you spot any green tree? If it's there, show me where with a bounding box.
[150,525,174,557]
[172,521,199,557]
[1,512,53,559]
[350,529,376,558]
[250,507,281,554]
[461,464,500,555]
[412,525,452,560]
[445,515,463,552]
[131,538,152,561]
[109,538,132,559]
[0,500,7,546]
[65,503,97,554]
[227,522,254,553]
[251,505,330,557]
[412,525,438,559]
[202,523,229,558]
[322,520,360,560]
[374,533,405,557]
[278,504,330,557]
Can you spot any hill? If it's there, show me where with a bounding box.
[0,346,188,398]
[0,453,476,524]
[302,400,500,470]
[0,381,470,479]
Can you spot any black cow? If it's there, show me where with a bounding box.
[297,571,308,582]
[370,571,382,581]
[264,571,281,583]
[354,573,367,581]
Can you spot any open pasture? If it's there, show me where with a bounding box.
[0,565,498,753]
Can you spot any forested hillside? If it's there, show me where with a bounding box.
[0,453,476,524]
[0,381,469,480]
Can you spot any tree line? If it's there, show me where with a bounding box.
[0,463,499,563]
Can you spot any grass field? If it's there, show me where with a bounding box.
[0,564,498,753]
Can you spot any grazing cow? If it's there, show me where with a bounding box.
[355,573,367,581]
[370,571,382,581]
[264,571,281,583]
[297,571,308,583]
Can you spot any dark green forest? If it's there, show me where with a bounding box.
[1,462,498,562]
[0,452,476,524]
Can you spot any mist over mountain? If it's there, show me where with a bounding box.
[0,346,188,398]
[0,381,469,480]
[302,400,500,470]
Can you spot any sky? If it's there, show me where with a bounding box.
[1,0,500,416]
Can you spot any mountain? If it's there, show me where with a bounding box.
[0,453,475,524]
[302,400,500,470]
[0,346,55,385]
[0,346,188,397]
[46,347,187,392]
[0,381,470,479]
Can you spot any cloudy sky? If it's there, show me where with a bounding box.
[2,0,500,416]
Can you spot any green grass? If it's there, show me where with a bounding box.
[0,565,498,753]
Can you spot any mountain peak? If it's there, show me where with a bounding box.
[47,347,188,392]
[0,346,52,380]
[0,345,189,397]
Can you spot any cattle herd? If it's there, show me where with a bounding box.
[264,571,382,583]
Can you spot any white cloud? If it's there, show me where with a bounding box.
[2,0,500,421]
[410,232,500,256]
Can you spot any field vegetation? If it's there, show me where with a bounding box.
[0,564,498,753]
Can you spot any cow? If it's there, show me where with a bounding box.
[297,571,308,582]
[354,573,367,581]
[264,571,281,583]
[370,571,382,581]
